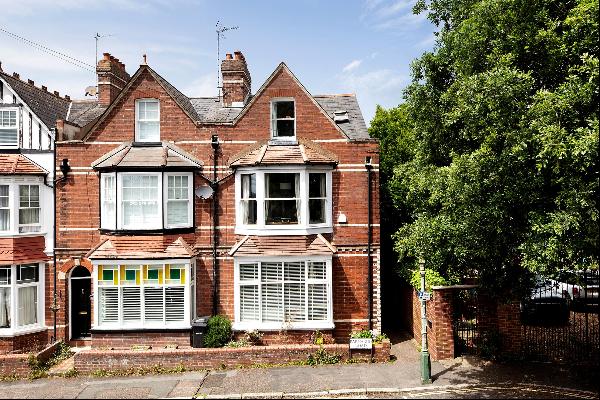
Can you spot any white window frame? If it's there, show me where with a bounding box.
[18,184,41,233]
[233,256,333,331]
[100,172,116,230]
[164,172,193,229]
[270,98,296,141]
[0,177,46,237]
[0,263,45,337]
[101,172,194,231]
[92,259,192,330]
[0,108,19,149]
[0,184,10,232]
[235,166,333,235]
[135,99,160,142]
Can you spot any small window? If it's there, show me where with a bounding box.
[0,267,10,285]
[271,100,295,138]
[166,175,190,227]
[135,99,160,142]
[0,185,9,231]
[309,173,327,224]
[241,174,257,224]
[16,264,38,284]
[100,173,116,230]
[0,109,18,147]
[18,185,40,233]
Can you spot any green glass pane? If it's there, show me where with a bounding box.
[125,270,136,281]
[102,270,113,281]
[170,269,180,280]
[148,269,159,280]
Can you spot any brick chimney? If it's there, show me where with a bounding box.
[97,53,130,106]
[221,50,251,107]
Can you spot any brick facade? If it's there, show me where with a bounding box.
[54,53,380,348]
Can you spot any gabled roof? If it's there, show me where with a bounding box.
[229,234,336,257]
[82,64,200,142]
[0,70,70,129]
[0,154,47,175]
[229,138,338,167]
[91,141,203,169]
[86,236,195,260]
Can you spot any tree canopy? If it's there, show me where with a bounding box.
[376,0,598,296]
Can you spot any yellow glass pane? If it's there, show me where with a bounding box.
[158,268,163,284]
[180,269,186,284]
[98,265,103,280]
[120,265,126,281]
[136,270,140,285]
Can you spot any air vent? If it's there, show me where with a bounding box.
[333,110,349,123]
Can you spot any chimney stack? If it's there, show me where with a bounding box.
[97,52,131,106]
[221,50,251,107]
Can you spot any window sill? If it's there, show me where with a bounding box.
[235,225,333,236]
[91,324,191,332]
[0,324,46,338]
[99,227,195,235]
[233,321,335,332]
[0,231,47,238]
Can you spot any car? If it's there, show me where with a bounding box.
[568,271,599,311]
[521,276,570,326]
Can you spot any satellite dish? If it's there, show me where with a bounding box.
[85,86,98,97]
[195,185,214,199]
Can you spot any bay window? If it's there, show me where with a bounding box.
[18,185,41,233]
[0,109,18,147]
[236,168,332,235]
[0,264,44,333]
[100,172,193,231]
[135,99,160,142]
[94,262,191,329]
[234,258,332,330]
[0,185,9,231]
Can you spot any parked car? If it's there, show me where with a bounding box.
[567,271,599,311]
[521,276,570,326]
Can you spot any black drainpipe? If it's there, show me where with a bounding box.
[365,156,373,330]
[52,131,57,343]
[211,135,219,316]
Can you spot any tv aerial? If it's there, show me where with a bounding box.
[216,21,238,97]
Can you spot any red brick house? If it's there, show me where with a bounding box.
[54,52,380,347]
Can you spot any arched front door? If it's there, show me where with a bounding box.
[70,265,91,339]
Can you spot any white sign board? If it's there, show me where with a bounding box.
[418,291,432,301]
[349,338,373,350]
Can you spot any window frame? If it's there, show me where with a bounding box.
[235,166,333,235]
[134,99,160,142]
[164,172,193,229]
[0,263,45,335]
[233,256,333,331]
[270,98,296,141]
[0,184,9,232]
[0,177,46,237]
[0,108,19,149]
[92,260,192,330]
[18,184,41,233]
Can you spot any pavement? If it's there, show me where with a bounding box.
[1,332,597,399]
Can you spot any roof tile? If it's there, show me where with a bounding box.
[87,236,195,259]
[0,154,47,175]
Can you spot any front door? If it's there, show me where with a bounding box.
[70,267,91,338]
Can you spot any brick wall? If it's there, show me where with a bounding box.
[496,302,522,356]
[74,341,391,374]
[91,331,191,349]
[0,341,60,377]
[410,289,455,361]
[0,329,49,355]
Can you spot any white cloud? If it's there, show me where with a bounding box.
[0,0,198,16]
[181,72,216,97]
[342,59,362,73]
[361,0,425,31]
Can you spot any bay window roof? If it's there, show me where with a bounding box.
[86,236,195,260]
[92,142,202,170]
[229,139,337,168]
[229,234,336,257]
[0,154,47,175]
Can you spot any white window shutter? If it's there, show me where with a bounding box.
[165,287,185,322]
[122,287,141,322]
[99,288,119,323]
[144,287,164,322]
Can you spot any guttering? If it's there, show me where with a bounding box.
[211,134,220,316]
[365,156,373,331]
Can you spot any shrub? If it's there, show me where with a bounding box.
[244,329,263,345]
[350,329,373,339]
[306,347,341,366]
[203,315,232,348]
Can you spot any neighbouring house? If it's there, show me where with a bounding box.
[0,65,64,354]
[54,51,380,348]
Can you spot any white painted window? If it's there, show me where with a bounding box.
[135,99,160,142]
[0,109,18,147]
[100,172,193,231]
[18,185,41,233]
[235,167,332,235]
[271,99,295,139]
[0,264,44,333]
[0,185,9,231]
[95,262,191,329]
[100,173,116,230]
[234,258,332,331]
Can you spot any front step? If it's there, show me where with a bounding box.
[69,337,92,347]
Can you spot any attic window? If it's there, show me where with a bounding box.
[271,99,295,139]
[333,110,349,123]
[135,99,160,142]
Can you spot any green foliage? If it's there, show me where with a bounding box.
[203,315,233,348]
[27,341,74,380]
[225,339,250,348]
[378,0,599,297]
[350,329,373,339]
[409,268,455,291]
[474,329,501,360]
[312,330,325,345]
[306,347,342,366]
[373,333,389,344]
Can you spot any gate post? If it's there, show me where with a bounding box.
[497,302,522,357]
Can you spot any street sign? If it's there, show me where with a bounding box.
[418,291,432,301]
[349,338,373,349]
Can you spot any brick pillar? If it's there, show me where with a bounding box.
[497,302,522,357]
[411,288,455,360]
[476,291,498,334]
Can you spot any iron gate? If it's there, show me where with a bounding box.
[521,269,599,364]
[452,288,479,356]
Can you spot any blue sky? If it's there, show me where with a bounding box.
[0,0,436,124]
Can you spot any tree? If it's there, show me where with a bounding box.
[386,0,598,297]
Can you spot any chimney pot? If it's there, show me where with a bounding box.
[42,85,47,91]
[65,95,70,101]
[225,53,233,60]
[28,79,34,85]
[13,72,19,79]
[0,61,3,72]
[234,50,243,60]
[53,90,60,96]
[103,53,111,60]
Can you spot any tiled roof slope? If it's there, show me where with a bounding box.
[313,94,371,140]
[68,100,106,127]
[230,138,338,167]
[92,142,203,169]
[0,154,47,175]
[229,234,336,256]
[151,69,200,121]
[190,97,245,123]
[87,236,195,259]
[0,236,50,265]
[0,70,70,129]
